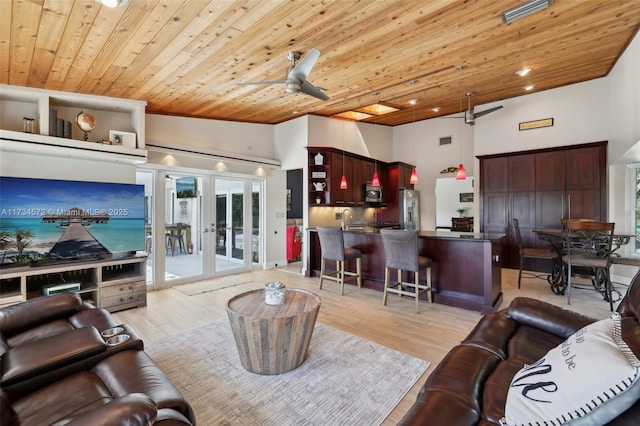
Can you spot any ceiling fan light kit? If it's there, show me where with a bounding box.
[237,48,329,101]
[501,0,553,24]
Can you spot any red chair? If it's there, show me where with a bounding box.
[286,226,302,261]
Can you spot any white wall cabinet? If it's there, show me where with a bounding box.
[0,84,147,164]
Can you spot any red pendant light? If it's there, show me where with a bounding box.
[409,167,419,184]
[371,159,380,186]
[371,171,380,187]
[340,120,348,189]
[409,97,419,185]
[456,163,466,180]
[340,175,348,189]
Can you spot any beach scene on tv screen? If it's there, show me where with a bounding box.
[0,177,145,265]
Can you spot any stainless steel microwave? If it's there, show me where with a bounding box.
[365,184,383,202]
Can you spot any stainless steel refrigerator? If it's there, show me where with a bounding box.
[399,188,420,230]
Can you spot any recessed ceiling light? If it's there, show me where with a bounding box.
[432,107,441,112]
[523,85,535,91]
[95,0,129,7]
[292,110,299,114]
[515,68,532,77]
[408,99,418,105]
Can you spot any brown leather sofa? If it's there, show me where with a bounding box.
[0,293,196,425]
[399,271,640,426]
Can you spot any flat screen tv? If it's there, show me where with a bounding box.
[0,176,146,266]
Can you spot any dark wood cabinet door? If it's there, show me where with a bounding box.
[566,146,602,189]
[535,151,565,191]
[567,189,601,221]
[482,157,508,193]
[536,190,564,228]
[508,155,535,192]
[343,156,354,202]
[362,160,375,185]
[353,159,375,204]
[398,164,413,189]
[510,192,536,228]
[483,193,508,228]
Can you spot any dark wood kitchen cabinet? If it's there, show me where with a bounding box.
[479,141,607,271]
[481,154,536,269]
[378,162,414,224]
[535,145,605,228]
[307,147,394,207]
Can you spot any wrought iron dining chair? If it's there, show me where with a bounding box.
[380,229,432,313]
[562,221,615,311]
[513,219,559,289]
[316,226,362,295]
[561,218,595,231]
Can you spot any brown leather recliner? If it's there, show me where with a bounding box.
[0,293,196,425]
[399,271,640,426]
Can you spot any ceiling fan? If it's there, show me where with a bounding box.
[446,93,503,125]
[236,48,329,101]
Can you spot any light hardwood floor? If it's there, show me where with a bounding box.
[113,267,624,425]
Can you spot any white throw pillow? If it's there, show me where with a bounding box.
[501,313,640,426]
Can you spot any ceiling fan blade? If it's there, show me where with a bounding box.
[299,79,329,101]
[473,105,503,119]
[236,80,288,86]
[289,48,321,79]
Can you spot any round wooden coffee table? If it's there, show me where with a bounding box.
[226,288,321,375]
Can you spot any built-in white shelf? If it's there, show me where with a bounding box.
[0,84,147,164]
[0,129,147,164]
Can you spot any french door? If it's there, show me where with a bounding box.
[143,170,262,288]
[213,178,251,273]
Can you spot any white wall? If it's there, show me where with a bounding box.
[142,113,284,269]
[0,150,137,183]
[606,31,640,253]
[264,169,287,269]
[274,116,308,171]
[435,177,475,228]
[146,113,274,160]
[392,113,475,230]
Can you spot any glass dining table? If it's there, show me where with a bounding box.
[533,229,634,298]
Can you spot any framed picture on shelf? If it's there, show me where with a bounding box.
[109,130,136,148]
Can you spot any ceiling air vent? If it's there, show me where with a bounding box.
[439,136,452,146]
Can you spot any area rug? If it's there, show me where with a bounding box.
[145,319,430,425]
[173,276,252,296]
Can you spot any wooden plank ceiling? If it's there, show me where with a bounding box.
[1,0,639,126]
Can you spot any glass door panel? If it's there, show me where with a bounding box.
[252,181,261,264]
[164,174,203,281]
[214,178,248,273]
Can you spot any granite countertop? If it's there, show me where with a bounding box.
[308,226,505,242]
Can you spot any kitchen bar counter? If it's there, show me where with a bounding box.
[307,228,505,314]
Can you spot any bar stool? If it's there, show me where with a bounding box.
[380,229,432,313]
[316,226,362,295]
